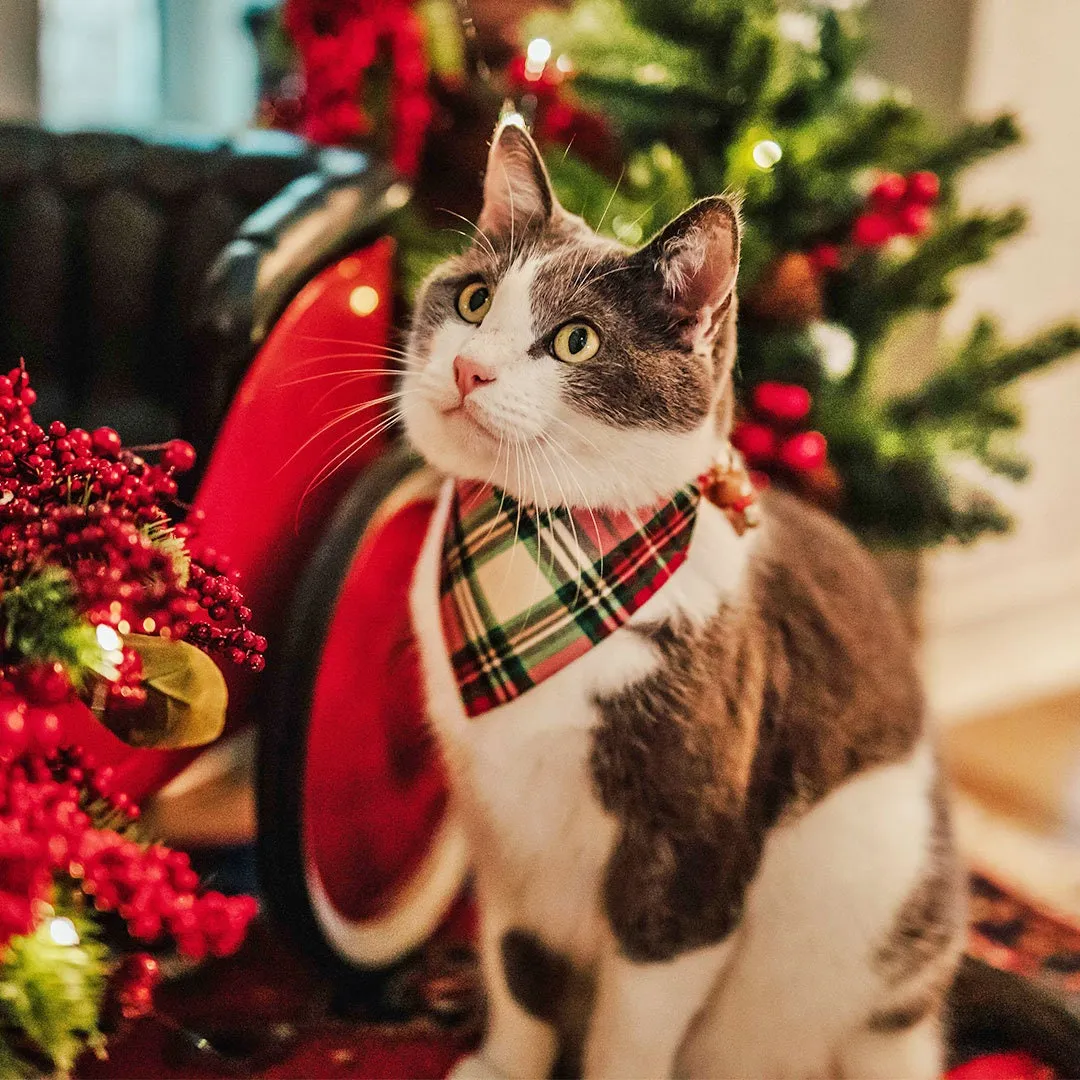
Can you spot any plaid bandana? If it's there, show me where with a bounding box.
[439,480,700,717]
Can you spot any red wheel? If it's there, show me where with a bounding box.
[258,444,468,983]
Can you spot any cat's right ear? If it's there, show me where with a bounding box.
[477,119,558,239]
[637,196,741,324]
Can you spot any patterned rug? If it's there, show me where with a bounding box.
[74,873,1075,1079]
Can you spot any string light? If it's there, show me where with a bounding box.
[526,38,552,65]
[349,286,381,317]
[499,110,527,131]
[635,63,668,85]
[95,624,121,651]
[810,322,857,378]
[525,37,551,79]
[383,182,411,210]
[612,216,644,245]
[48,917,80,947]
[555,54,573,74]
[778,11,820,49]
[752,140,783,170]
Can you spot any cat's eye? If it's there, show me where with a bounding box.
[552,322,600,364]
[456,281,492,323]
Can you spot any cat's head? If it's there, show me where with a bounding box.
[403,120,740,510]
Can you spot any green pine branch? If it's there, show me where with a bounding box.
[918,113,1022,181]
[813,99,925,172]
[0,907,107,1076]
[888,319,1080,425]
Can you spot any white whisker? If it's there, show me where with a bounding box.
[438,207,498,260]
[296,410,404,523]
[596,168,625,234]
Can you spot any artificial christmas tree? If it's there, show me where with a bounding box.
[254,0,1076,550]
[509,0,1080,547]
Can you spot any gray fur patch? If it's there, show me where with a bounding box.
[531,249,713,433]
[500,929,594,1074]
[867,997,935,1033]
[592,491,927,963]
[876,772,963,986]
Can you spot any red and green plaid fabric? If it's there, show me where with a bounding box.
[439,479,701,717]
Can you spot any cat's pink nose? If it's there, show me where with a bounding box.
[454,356,496,399]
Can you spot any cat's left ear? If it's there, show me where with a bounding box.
[637,196,741,324]
[477,120,558,238]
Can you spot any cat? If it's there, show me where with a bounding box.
[401,119,964,1079]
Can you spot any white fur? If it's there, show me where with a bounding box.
[678,740,946,1078]
[412,478,948,1078]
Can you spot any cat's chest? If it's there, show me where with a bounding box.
[408,480,752,934]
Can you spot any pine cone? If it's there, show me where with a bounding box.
[744,252,823,326]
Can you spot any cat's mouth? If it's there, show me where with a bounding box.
[440,398,499,442]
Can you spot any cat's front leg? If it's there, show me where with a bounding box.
[583,937,735,1080]
[450,883,558,1080]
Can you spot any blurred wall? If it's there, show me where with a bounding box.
[0,0,38,120]
[39,0,161,129]
[906,0,1080,721]
[160,0,259,133]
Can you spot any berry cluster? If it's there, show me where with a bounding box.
[0,364,265,690]
[0,721,257,962]
[853,170,941,248]
[76,832,257,960]
[732,382,828,476]
[282,0,432,176]
[183,552,267,673]
[110,952,162,1021]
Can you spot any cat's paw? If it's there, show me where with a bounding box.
[446,1052,507,1080]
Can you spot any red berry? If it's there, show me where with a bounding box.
[852,213,893,247]
[0,703,28,758]
[162,440,196,473]
[778,431,828,473]
[20,661,72,706]
[752,382,812,423]
[808,243,842,272]
[870,172,907,208]
[731,422,778,464]
[91,427,122,456]
[897,204,932,236]
[907,170,940,205]
[26,709,62,754]
[125,952,161,988]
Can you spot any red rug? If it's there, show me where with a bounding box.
[76,873,1072,1079]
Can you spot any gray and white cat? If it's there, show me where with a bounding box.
[402,120,963,1079]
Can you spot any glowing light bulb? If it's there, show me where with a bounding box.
[635,63,668,85]
[526,38,552,66]
[349,285,381,317]
[752,140,783,170]
[48,917,79,947]
[384,181,411,209]
[499,111,527,131]
[555,54,573,74]
[95,624,121,651]
[778,11,819,48]
[525,38,552,80]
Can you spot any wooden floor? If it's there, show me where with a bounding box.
[944,689,1080,920]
